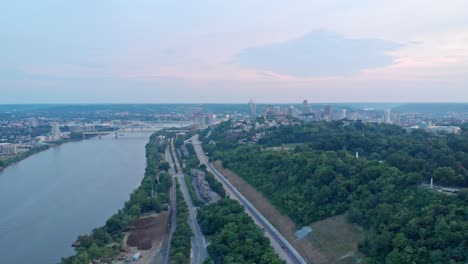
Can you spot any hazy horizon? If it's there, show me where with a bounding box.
[1,102,468,105]
[2,1,468,103]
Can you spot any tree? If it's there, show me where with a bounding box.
[204,120,468,263]
[92,228,112,245]
[405,172,423,185]
[433,167,456,185]
[128,204,141,217]
[159,161,170,172]
[386,248,401,264]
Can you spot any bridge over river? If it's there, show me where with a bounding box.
[82,121,192,137]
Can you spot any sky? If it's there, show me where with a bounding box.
[1,0,468,103]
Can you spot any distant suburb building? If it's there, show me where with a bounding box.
[406,123,462,134]
[427,125,461,134]
[0,143,18,156]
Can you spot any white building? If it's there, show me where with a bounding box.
[340,109,347,119]
[427,124,461,134]
[384,109,392,124]
[0,143,18,156]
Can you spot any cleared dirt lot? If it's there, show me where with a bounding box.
[127,213,168,250]
[213,161,364,264]
[117,212,169,264]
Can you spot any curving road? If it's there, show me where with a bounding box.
[190,135,307,264]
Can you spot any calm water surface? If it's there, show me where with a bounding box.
[0,133,151,264]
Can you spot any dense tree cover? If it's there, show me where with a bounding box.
[170,186,192,264]
[201,120,240,153]
[256,121,468,187]
[207,121,468,263]
[198,199,285,264]
[61,133,171,264]
[181,143,200,174]
[175,141,204,205]
[159,161,171,172]
[174,135,185,148]
[214,146,366,223]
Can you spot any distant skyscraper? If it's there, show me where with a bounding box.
[287,105,299,117]
[384,109,392,124]
[392,112,400,125]
[340,109,347,119]
[205,113,215,126]
[302,99,311,114]
[272,106,281,114]
[191,108,204,124]
[248,99,256,120]
[287,106,293,116]
[51,122,61,141]
[324,105,333,121]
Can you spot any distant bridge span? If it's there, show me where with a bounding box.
[82,121,193,137]
[116,122,159,132]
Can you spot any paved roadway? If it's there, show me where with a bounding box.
[159,146,178,264]
[170,138,208,264]
[190,135,307,264]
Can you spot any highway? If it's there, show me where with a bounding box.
[169,137,208,264]
[158,145,178,264]
[190,135,307,264]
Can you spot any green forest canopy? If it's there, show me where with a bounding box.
[205,120,468,264]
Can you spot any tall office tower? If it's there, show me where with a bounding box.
[324,105,333,121]
[392,112,400,125]
[340,109,347,119]
[51,122,61,141]
[302,99,311,114]
[205,113,215,126]
[384,108,392,124]
[287,106,294,116]
[272,106,281,114]
[191,109,204,124]
[248,99,256,120]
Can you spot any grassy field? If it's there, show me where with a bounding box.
[308,214,365,264]
[212,160,365,264]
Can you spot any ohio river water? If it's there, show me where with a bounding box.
[0,133,151,264]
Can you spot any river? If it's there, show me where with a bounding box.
[0,133,151,264]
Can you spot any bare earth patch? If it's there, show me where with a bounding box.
[118,212,169,264]
[127,212,169,249]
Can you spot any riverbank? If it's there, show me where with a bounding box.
[60,132,172,264]
[0,132,152,264]
[0,145,50,170]
[0,136,88,171]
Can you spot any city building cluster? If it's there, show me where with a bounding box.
[1,103,466,158]
[247,99,465,134]
[248,99,400,125]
